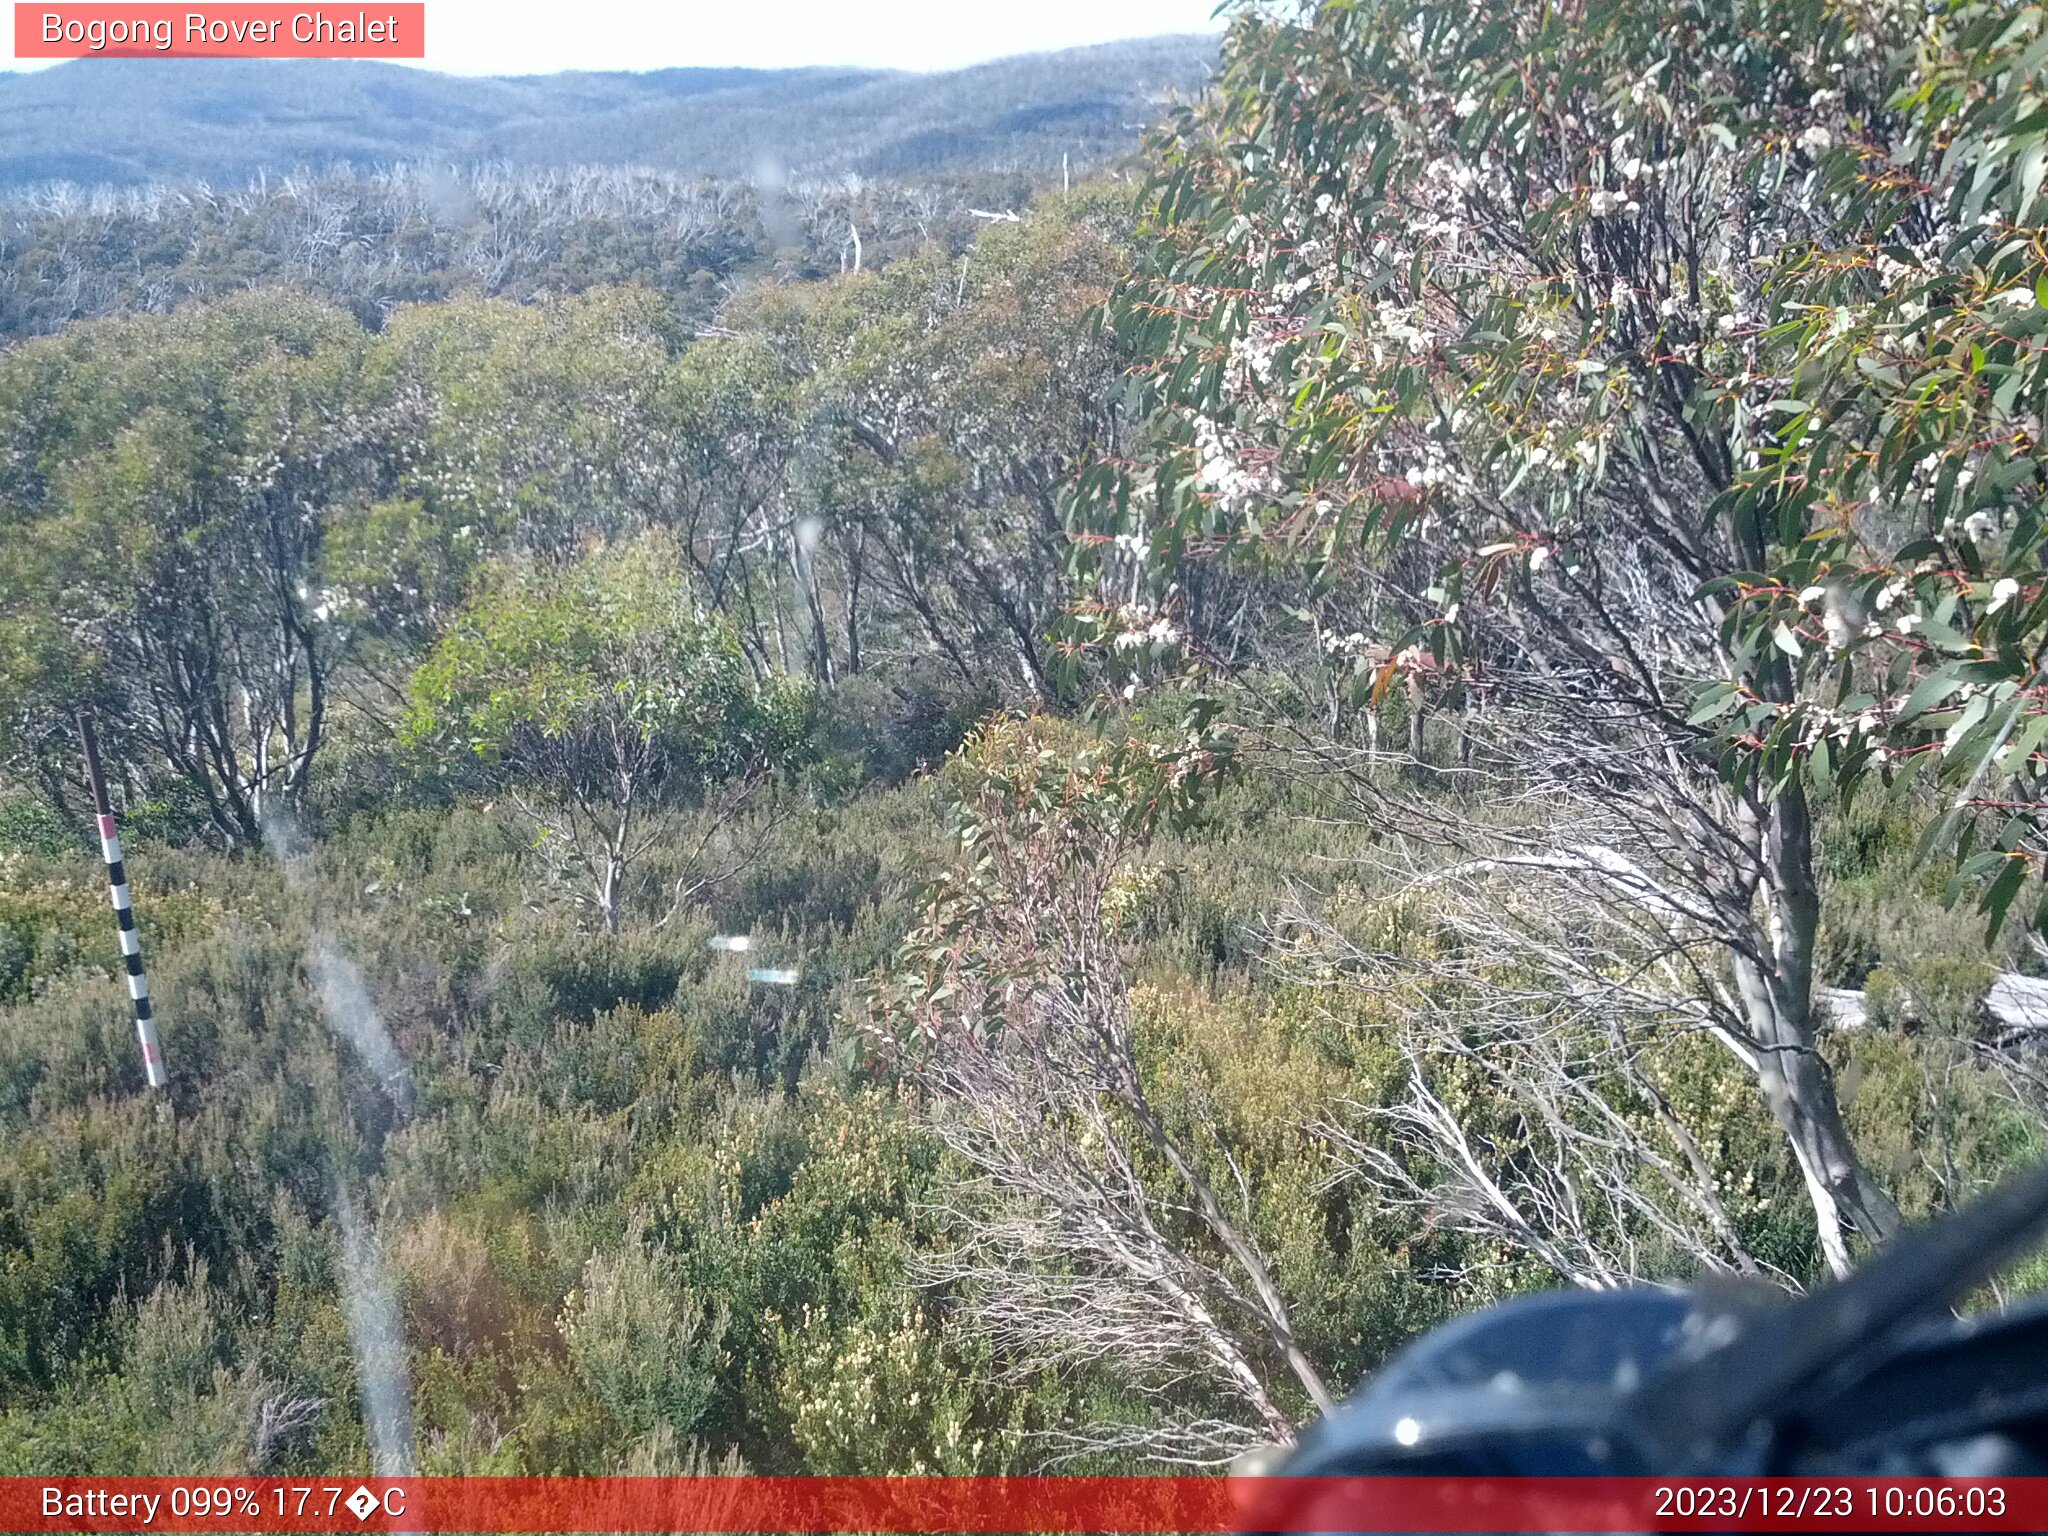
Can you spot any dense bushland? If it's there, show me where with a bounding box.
[8,0,2048,1477]
[0,164,1065,343]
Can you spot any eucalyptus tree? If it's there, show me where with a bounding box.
[1707,4,2048,940]
[371,288,684,563]
[0,293,389,844]
[739,194,1136,699]
[1076,0,1979,1274]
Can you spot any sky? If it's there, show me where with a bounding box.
[3,0,1230,74]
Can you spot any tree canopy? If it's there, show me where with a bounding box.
[1074,0,2048,1272]
[404,535,811,930]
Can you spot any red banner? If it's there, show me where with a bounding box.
[14,5,425,59]
[3,1476,2046,1533]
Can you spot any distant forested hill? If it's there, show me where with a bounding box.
[0,35,1214,189]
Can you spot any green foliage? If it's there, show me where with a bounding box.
[1835,1028,2046,1222]
[402,535,813,930]
[1862,956,1997,1037]
[886,713,1232,1049]
[1127,980,1468,1386]
[0,797,68,858]
[6,34,2048,1476]
[405,536,766,775]
[1626,1,2048,933]
[1066,0,2048,1281]
[770,1302,1037,1475]
[559,1235,725,1442]
[0,292,386,842]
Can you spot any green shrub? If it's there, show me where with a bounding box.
[0,797,69,858]
[559,1234,726,1442]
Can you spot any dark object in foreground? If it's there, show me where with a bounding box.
[1279,1162,2048,1484]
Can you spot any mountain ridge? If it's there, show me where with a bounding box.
[0,36,1215,189]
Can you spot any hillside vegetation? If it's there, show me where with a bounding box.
[0,34,1217,346]
[0,38,1215,189]
[0,162,1053,343]
[6,0,2048,1479]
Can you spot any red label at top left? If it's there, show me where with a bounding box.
[15,4,426,57]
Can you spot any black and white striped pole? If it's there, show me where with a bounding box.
[76,711,167,1089]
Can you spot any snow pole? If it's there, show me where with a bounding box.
[76,711,167,1089]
